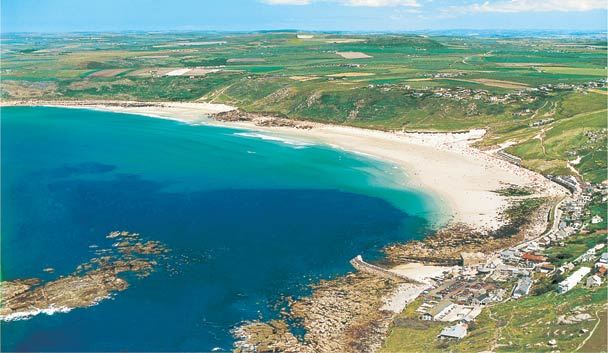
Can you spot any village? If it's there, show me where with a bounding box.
[365,76,606,104]
[356,175,607,344]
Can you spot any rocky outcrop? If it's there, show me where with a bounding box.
[213,110,314,129]
[233,197,552,353]
[234,320,309,353]
[384,197,552,266]
[0,231,169,321]
[291,273,398,353]
[234,272,399,353]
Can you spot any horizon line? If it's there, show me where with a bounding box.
[2,28,607,36]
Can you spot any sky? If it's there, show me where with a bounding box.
[2,0,607,33]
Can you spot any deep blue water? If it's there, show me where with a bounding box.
[1,107,439,352]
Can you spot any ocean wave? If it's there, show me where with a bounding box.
[2,304,73,322]
[1,295,111,322]
[233,132,313,148]
[0,295,112,322]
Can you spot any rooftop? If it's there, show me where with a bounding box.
[439,324,467,339]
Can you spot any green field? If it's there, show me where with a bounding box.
[1,30,607,353]
[1,31,607,182]
[498,93,607,183]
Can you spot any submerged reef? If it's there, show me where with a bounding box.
[0,231,170,321]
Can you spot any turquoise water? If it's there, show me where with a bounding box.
[1,107,440,351]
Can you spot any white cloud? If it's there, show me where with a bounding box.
[261,0,311,5]
[401,8,423,13]
[451,0,606,13]
[261,0,421,6]
[390,8,423,20]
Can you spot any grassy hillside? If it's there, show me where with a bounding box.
[383,286,607,353]
[481,91,607,183]
[2,31,606,182]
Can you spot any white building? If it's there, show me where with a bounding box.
[594,243,605,251]
[578,248,597,263]
[591,215,603,224]
[422,300,455,321]
[439,324,467,339]
[513,276,533,298]
[586,275,602,287]
[558,267,591,294]
[595,253,608,269]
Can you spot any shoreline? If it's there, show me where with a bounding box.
[2,99,570,352]
[1,99,565,232]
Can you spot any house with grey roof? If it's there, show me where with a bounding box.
[421,300,455,321]
[438,324,468,339]
[512,276,532,298]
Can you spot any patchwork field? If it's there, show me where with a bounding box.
[1,29,606,353]
[126,68,185,77]
[452,78,530,89]
[335,51,372,59]
[326,72,375,77]
[88,69,130,77]
[1,31,606,182]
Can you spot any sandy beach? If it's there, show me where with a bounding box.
[389,263,455,284]
[2,100,565,231]
[380,263,456,314]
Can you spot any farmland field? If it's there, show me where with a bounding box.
[1,31,606,182]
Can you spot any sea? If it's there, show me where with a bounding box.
[1,106,443,352]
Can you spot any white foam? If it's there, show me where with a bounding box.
[327,143,375,159]
[1,296,110,322]
[233,132,313,148]
[1,304,72,322]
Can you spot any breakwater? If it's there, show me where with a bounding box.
[350,255,425,284]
